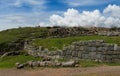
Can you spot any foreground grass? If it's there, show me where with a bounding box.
[57,58,120,67]
[79,60,120,67]
[0,55,42,69]
[0,56,119,69]
[32,36,120,50]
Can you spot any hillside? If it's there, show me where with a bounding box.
[0,27,120,68]
[0,27,48,44]
[32,36,120,50]
[0,26,120,53]
[0,27,49,54]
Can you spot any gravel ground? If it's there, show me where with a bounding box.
[0,66,120,76]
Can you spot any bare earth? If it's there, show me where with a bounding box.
[0,66,120,76]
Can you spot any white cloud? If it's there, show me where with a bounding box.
[49,4,120,27]
[64,0,115,7]
[0,12,50,31]
[0,3,120,31]
[104,17,120,27]
[14,0,45,7]
[0,11,61,31]
[0,0,46,12]
[103,4,120,18]
[0,0,45,7]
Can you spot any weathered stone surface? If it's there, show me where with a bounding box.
[24,40,120,63]
[55,62,61,67]
[114,44,118,51]
[98,31,120,36]
[15,62,24,69]
[62,40,120,63]
[42,56,52,61]
[62,61,76,67]
[39,62,46,67]
[32,61,40,67]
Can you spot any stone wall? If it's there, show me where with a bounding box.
[48,27,95,37]
[24,40,120,63]
[62,40,120,63]
[98,31,120,36]
[48,27,120,37]
[24,44,62,58]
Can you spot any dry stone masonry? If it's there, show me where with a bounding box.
[16,60,78,69]
[0,27,120,56]
[48,27,120,37]
[48,27,91,37]
[24,40,120,63]
[98,31,120,36]
[63,40,120,63]
[24,44,62,58]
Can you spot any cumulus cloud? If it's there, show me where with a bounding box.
[103,4,120,18]
[49,4,120,27]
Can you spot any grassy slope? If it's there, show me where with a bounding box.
[0,55,42,68]
[0,27,48,44]
[0,27,48,53]
[32,36,120,50]
[0,27,120,68]
[0,56,119,68]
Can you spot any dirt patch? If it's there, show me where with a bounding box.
[0,66,120,76]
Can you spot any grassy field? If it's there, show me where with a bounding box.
[79,60,120,67]
[0,55,42,69]
[0,55,119,69]
[32,36,120,50]
[0,27,48,44]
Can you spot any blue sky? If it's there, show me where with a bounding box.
[0,0,120,30]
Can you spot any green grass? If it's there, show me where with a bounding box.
[79,60,104,67]
[0,55,42,69]
[105,62,120,66]
[32,36,120,50]
[0,27,49,53]
[0,27,120,68]
[57,58,69,62]
[79,60,120,67]
[0,56,119,69]
[0,27,48,44]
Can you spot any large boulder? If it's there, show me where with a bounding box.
[32,61,40,67]
[42,56,52,61]
[55,62,61,67]
[27,61,33,67]
[15,62,24,69]
[39,62,46,67]
[62,61,76,67]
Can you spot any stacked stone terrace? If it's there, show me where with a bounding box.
[24,40,120,63]
[98,31,120,36]
[48,27,120,37]
[48,27,94,37]
[63,40,120,63]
